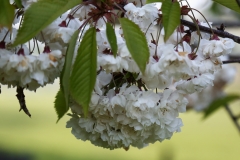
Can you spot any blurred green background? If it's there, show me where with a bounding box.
[0,64,240,160]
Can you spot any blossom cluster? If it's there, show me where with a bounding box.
[0,0,236,149]
[0,48,64,90]
[67,74,187,149]
[0,27,64,90]
[66,1,235,149]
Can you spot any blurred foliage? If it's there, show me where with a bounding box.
[213,0,240,14]
[209,2,240,19]
[203,94,240,119]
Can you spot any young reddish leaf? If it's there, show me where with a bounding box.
[106,23,118,57]
[162,0,181,42]
[70,27,97,117]
[119,18,150,73]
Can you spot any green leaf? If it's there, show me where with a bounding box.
[13,0,82,46]
[213,0,240,13]
[0,1,15,29]
[162,0,181,42]
[106,23,118,57]
[146,0,165,3]
[14,0,23,8]
[203,94,240,119]
[54,89,69,122]
[60,30,79,110]
[119,18,150,73]
[70,27,97,116]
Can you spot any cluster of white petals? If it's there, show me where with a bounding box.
[0,0,66,91]
[65,2,235,149]
[0,48,64,90]
[199,38,235,57]
[124,3,159,32]
[67,83,187,149]
[96,29,140,73]
[187,63,236,111]
[0,0,74,90]
[37,12,82,46]
[1,0,237,149]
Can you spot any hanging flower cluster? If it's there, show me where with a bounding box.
[0,0,66,90]
[65,1,235,149]
[0,0,236,149]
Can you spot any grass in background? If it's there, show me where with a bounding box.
[0,65,240,160]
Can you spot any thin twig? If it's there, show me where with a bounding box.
[223,59,240,64]
[107,2,240,43]
[225,104,240,132]
[212,21,240,27]
[181,19,240,44]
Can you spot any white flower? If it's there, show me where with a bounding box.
[38,12,81,46]
[176,73,214,94]
[0,49,11,68]
[191,21,212,45]
[124,3,159,31]
[118,45,140,72]
[0,47,63,90]
[67,84,187,149]
[37,50,62,70]
[97,54,122,72]
[161,27,188,45]
[187,64,236,111]
[94,71,112,95]
[29,69,47,86]
[154,43,197,79]
[71,4,96,20]
[198,57,222,73]
[141,72,172,89]
[198,38,235,58]
[50,27,75,44]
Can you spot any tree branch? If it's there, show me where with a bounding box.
[181,19,240,44]
[222,59,240,64]
[225,104,240,132]
[110,2,240,44]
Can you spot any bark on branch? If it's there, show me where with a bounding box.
[181,19,240,44]
[225,104,240,132]
[222,59,240,64]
